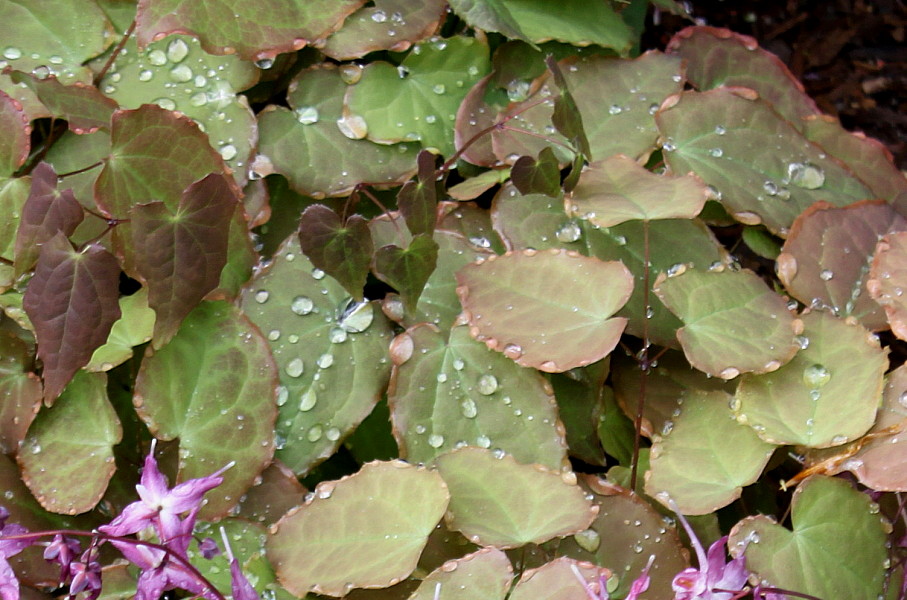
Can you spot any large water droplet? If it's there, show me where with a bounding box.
[254,58,275,69]
[254,289,270,303]
[148,49,167,66]
[295,106,319,124]
[169,64,193,82]
[286,357,304,378]
[428,434,444,448]
[452,358,465,371]
[291,296,314,315]
[477,374,498,395]
[276,385,288,406]
[460,399,478,419]
[708,147,723,158]
[787,162,825,189]
[317,353,334,369]
[329,327,348,344]
[166,38,190,63]
[476,435,491,448]
[219,144,237,161]
[506,79,530,102]
[503,343,523,360]
[325,427,341,441]
[138,69,154,81]
[153,97,176,111]
[337,114,368,139]
[819,269,834,281]
[574,528,601,553]
[299,389,317,411]
[339,299,374,332]
[371,9,387,22]
[556,221,582,243]
[432,83,446,95]
[3,47,22,60]
[802,364,831,388]
[307,425,323,442]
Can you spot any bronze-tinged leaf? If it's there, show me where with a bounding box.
[0,90,31,176]
[868,231,907,341]
[0,332,42,454]
[373,235,439,312]
[9,71,117,134]
[511,147,561,198]
[131,173,238,349]
[23,232,121,404]
[397,150,441,237]
[14,162,84,278]
[298,205,373,300]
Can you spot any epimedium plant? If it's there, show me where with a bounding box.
[0,1,904,600]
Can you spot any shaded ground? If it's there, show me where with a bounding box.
[647,0,907,169]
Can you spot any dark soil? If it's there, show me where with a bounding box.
[646,0,907,169]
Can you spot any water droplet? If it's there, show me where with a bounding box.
[428,434,444,448]
[294,105,319,125]
[492,448,506,459]
[477,374,498,395]
[763,180,779,196]
[452,358,465,371]
[506,79,530,102]
[299,389,317,411]
[254,289,270,303]
[219,144,237,161]
[574,529,601,552]
[148,49,167,66]
[286,358,304,378]
[719,367,740,380]
[556,221,582,243]
[169,64,193,82]
[708,147,723,158]
[666,263,687,277]
[339,299,374,332]
[312,268,326,280]
[254,57,275,69]
[307,425,323,442]
[786,162,825,189]
[662,138,676,152]
[3,47,21,60]
[432,83,446,94]
[898,391,907,409]
[336,114,368,139]
[138,69,154,82]
[276,386,288,406]
[460,398,478,418]
[166,38,190,63]
[728,396,741,411]
[795,335,810,350]
[329,327,348,344]
[153,97,176,111]
[714,125,726,135]
[831,434,848,445]
[371,9,387,22]
[802,364,831,388]
[503,343,523,360]
[316,353,334,369]
[476,435,491,448]
[819,269,834,281]
[291,296,314,315]
[436,373,448,383]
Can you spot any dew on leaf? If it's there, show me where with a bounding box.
[219,144,237,161]
[286,358,304,378]
[254,58,275,69]
[432,83,446,94]
[802,364,831,388]
[556,221,582,243]
[325,427,341,441]
[254,290,270,303]
[819,269,834,281]
[574,528,601,553]
[477,374,498,395]
[307,425,323,442]
[276,385,288,407]
[291,296,314,315]
[329,327,348,344]
[169,64,193,82]
[299,389,317,412]
[460,398,478,419]
[316,353,334,369]
[336,114,368,139]
[795,335,810,349]
[436,373,448,383]
[3,47,21,59]
[154,97,176,111]
[503,343,523,360]
[708,147,723,157]
[662,138,676,152]
[428,434,445,448]
[476,435,491,448]
[147,50,167,66]
[719,367,740,380]
[312,268,326,280]
[166,38,190,63]
[288,334,300,344]
[666,263,687,277]
[295,106,319,124]
[786,162,825,189]
[831,434,848,445]
[763,181,779,195]
[714,125,726,135]
[506,80,531,102]
[452,358,465,371]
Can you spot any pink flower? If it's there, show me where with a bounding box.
[0,508,35,600]
[671,504,748,600]
[220,527,260,600]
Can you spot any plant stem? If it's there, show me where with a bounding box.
[630,219,652,492]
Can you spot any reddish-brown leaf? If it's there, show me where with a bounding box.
[14,162,85,277]
[23,232,122,404]
[131,173,237,349]
[0,90,31,176]
[298,204,373,299]
[397,150,441,237]
[9,71,117,134]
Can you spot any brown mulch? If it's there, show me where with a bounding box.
[647,0,907,169]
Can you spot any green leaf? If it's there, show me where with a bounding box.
[344,36,491,155]
[0,332,42,454]
[653,266,799,379]
[234,460,308,525]
[869,231,907,340]
[456,249,633,372]
[298,205,373,301]
[239,235,394,475]
[322,0,447,61]
[511,147,561,197]
[267,460,449,597]
[257,66,419,197]
[398,150,441,237]
[741,225,782,260]
[407,548,512,600]
[645,390,776,514]
[135,0,365,61]
[728,475,887,600]
[436,447,596,548]
[19,371,121,514]
[86,287,156,372]
[97,34,258,184]
[509,558,609,600]
[0,90,30,176]
[502,0,633,52]
[777,200,905,331]
[546,56,591,160]
[10,71,117,134]
[734,310,887,448]
[388,323,568,470]
[550,371,606,466]
[133,301,278,519]
[446,0,532,44]
[656,88,873,234]
[596,386,635,466]
[568,154,707,226]
[373,235,439,312]
[131,173,238,348]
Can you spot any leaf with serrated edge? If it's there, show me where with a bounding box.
[868,231,907,341]
[436,447,597,548]
[510,557,609,600]
[728,475,887,600]
[645,390,776,514]
[407,548,512,600]
[666,26,819,124]
[298,205,373,300]
[267,460,449,597]
[456,249,633,372]
[23,232,121,404]
[777,201,905,331]
[653,266,799,379]
[133,301,277,519]
[18,372,121,515]
[322,0,446,60]
[258,65,418,198]
[344,36,491,155]
[136,0,364,61]
[0,91,30,176]
[14,162,84,277]
[388,323,567,470]
[568,155,707,226]
[734,310,887,448]
[373,235,439,312]
[240,234,393,476]
[10,72,116,134]
[656,88,873,235]
[86,287,156,372]
[131,173,237,348]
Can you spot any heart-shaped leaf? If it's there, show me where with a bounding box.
[868,231,907,340]
[321,0,447,60]
[734,310,887,448]
[131,173,237,348]
[85,287,156,372]
[397,150,441,237]
[267,460,449,597]
[406,548,512,600]
[503,0,632,50]
[728,475,887,600]
[511,147,561,197]
[18,371,121,515]
[456,249,633,372]
[298,205,373,300]
[373,235,439,312]
[653,265,799,379]
[23,232,121,403]
[133,301,278,519]
[436,447,597,548]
